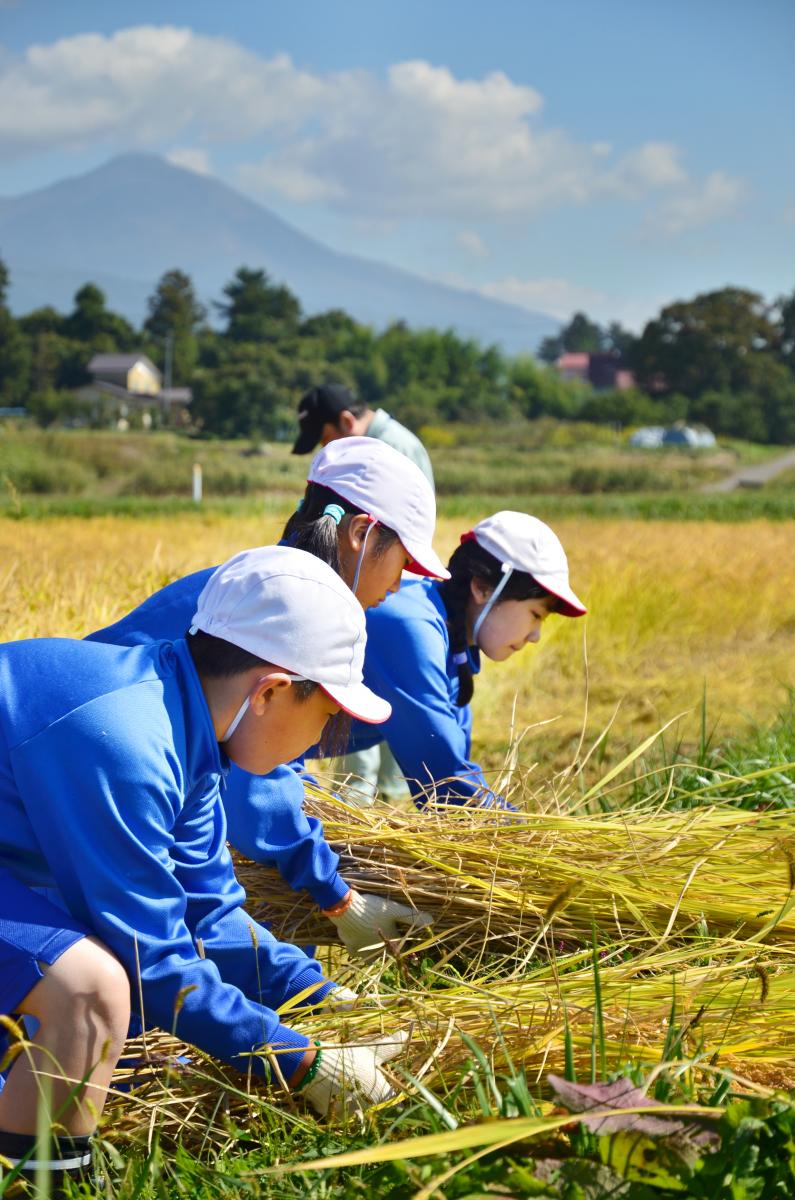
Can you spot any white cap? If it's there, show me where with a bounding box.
[189,545,392,723]
[469,511,586,617]
[307,436,449,581]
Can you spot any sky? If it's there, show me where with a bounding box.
[1,0,793,330]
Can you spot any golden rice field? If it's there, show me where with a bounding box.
[2,511,793,776]
[2,509,794,1177]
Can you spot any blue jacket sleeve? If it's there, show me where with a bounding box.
[353,600,507,807]
[10,689,330,1081]
[223,764,350,910]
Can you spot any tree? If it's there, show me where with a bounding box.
[63,283,136,349]
[631,287,780,399]
[144,269,205,384]
[216,268,302,342]
[538,311,605,363]
[776,289,795,374]
[603,321,637,357]
[0,256,31,404]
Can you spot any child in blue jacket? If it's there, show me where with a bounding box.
[0,547,404,1191]
[344,511,586,808]
[88,438,445,957]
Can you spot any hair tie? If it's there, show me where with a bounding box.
[322,503,346,525]
[452,651,469,666]
[460,530,477,544]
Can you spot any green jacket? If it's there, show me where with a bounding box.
[367,408,434,488]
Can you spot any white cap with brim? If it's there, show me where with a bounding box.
[308,436,449,581]
[469,511,586,618]
[190,545,392,724]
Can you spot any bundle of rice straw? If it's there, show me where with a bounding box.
[234,790,795,955]
[104,946,795,1152]
[102,788,795,1151]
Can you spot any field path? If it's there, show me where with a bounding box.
[701,446,795,493]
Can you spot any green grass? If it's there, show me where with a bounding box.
[608,690,795,813]
[2,424,794,521]
[4,487,795,523]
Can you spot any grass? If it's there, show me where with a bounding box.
[1,425,794,522]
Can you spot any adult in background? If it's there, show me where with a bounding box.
[293,382,433,799]
[0,548,405,1192]
[293,382,434,488]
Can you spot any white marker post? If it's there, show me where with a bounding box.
[192,462,203,504]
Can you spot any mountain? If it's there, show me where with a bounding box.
[0,154,557,355]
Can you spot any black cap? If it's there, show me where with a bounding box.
[292,385,357,455]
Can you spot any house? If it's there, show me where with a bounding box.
[79,353,192,428]
[87,353,161,396]
[555,352,636,392]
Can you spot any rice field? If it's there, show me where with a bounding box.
[1,508,794,1194]
[2,511,793,774]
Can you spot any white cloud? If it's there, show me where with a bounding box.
[614,141,688,192]
[645,170,744,236]
[166,146,212,175]
[480,277,610,321]
[479,276,671,331]
[457,229,488,257]
[0,25,743,235]
[0,27,326,154]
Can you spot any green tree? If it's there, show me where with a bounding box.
[508,355,582,420]
[144,269,205,384]
[538,311,605,363]
[63,283,136,349]
[631,287,780,399]
[603,321,637,357]
[217,268,302,342]
[0,257,31,405]
[776,288,795,373]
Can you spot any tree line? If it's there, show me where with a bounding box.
[1,256,793,444]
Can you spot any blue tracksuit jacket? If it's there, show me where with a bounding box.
[88,568,349,909]
[0,636,332,1080]
[347,579,509,807]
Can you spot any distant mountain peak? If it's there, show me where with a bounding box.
[2,154,558,354]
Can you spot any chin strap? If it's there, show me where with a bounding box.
[221,696,250,743]
[472,563,513,647]
[351,516,378,597]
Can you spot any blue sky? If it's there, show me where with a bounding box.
[1,0,793,328]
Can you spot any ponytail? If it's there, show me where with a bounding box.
[439,538,558,708]
[281,482,400,575]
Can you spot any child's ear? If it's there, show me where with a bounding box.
[346,513,370,551]
[250,672,292,713]
[470,576,493,605]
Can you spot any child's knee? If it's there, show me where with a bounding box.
[32,936,131,1046]
[83,939,131,1043]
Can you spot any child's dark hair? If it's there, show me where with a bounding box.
[281,482,400,575]
[439,538,559,708]
[188,630,349,755]
[187,630,318,702]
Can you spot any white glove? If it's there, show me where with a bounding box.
[324,985,359,1011]
[301,1029,409,1117]
[326,889,433,958]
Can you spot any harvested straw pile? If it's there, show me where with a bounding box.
[104,792,795,1152]
[105,946,795,1153]
[235,791,795,954]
